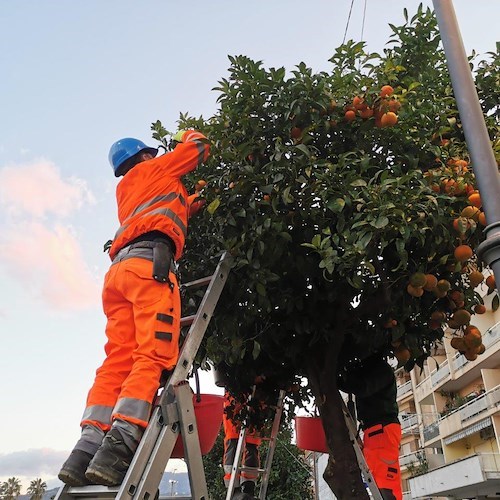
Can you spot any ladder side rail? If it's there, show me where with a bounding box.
[118,251,232,498]
[258,389,286,500]
[341,400,383,500]
[116,388,181,500]
[175,383,210,500]
[129,383,208,500]
[225,426,248,500]
[170,251,232,386]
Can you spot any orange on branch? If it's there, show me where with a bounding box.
[468,192,482,208]
[380,85,394,97]
[454,244,473,263]
[344,110,356,122]
[380,112,398,127]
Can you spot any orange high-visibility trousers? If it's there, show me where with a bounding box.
[81,256,180,431]
[223,392,262,486]
[363,423,402,500]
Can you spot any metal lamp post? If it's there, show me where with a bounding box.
[432,0,500,281]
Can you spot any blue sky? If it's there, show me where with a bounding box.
[0,0,498,491]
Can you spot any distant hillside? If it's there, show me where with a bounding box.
[19,472,191,500]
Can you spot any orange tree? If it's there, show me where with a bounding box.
[153,6,499,499]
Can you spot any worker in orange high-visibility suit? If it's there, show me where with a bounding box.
[58,130,209,488]
[338,355,402,500]
[222,391,262,500]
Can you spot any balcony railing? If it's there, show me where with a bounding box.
[459,385,500,422]
[400,451,421,467]
[431,360,450,387]
[482,321,500,350]
[397,380,412,399]
[423,421,440,441]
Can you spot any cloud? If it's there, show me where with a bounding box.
[0,222,100,310]
[0,159,95,219]
[0,159,100,310]
[0,448,67,478]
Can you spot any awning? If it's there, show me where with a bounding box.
[444,417,492,445]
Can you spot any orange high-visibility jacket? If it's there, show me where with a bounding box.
[109,131,209,261]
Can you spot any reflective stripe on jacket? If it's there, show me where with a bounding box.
[109,131,209,261]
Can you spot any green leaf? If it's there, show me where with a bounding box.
[493,294,499,312]
[207,198,221,214]
[351,179,367,187]
[252,341,261,359]
[372,216,389,229]
[327,198,346,213]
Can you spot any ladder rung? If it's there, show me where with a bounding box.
[238,466,266,474]
[66,485,119,498]
[181,275,213,289]
[180,315,195,327]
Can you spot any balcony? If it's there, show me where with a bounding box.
[397,380,412,400]
[409,453,500,499]
[430,359,450,387]
[400,413,420,435]
[400,450,422,468]
[423,421,439,442]
[439,385,500,442]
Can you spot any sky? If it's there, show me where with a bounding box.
[0,0,498,492]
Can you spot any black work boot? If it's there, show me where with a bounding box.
[85,428,135,486]
[232,481,258,500]
[58,449,94,486]
[380,488,397,500]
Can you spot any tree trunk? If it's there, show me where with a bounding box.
[307,334,369,499]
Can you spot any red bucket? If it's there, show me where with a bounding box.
[171,394,224,458]
[294,416,328,453]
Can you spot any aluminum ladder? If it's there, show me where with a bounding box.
[55,251,233,500]
[342,398,384,500]
[225,388,286,500]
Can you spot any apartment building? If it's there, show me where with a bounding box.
[398,289,500,500]
[313,286,500,500]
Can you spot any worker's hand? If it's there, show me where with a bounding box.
[172,130,187,143]
[188,193,206,218]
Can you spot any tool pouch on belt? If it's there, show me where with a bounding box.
[152,241,173,284]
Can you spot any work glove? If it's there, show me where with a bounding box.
[188,192,206,218]
[172,130,187,143]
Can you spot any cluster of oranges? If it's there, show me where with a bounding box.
[343,85,401,128]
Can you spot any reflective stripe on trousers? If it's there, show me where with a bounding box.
[81,256,181,430]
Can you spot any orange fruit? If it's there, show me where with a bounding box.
[263,194,270,202]
[423,274,438,291]
[476,344,486,355]
[359,107,374,119]
[407,284,424,297]
[474,304,486,314]
[478,211,487,226]
[464,350,478,361]
[291,127,303,139]
[352,96,367,110]
[454,244,473,262]
[410,272,427,287]
[344,110,356,122]
[461,206,481,221]
[388,99,401,112]
[380,85,394,97]
[436,279,451,293]
[464,325,482,348]
[468,192,482,208]
[380,112,398,127]
[469,270,484,288]
[486,275,496,289]
[450,337,466,350]
[452,309,471,326]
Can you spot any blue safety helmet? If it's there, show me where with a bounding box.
[108,138,158,177]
